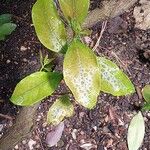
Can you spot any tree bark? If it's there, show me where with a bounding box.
[83,0,137,28]
[0,104,39,150]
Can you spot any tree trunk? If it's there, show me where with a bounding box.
[0,104,39,150]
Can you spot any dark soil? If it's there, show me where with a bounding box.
[0,0,150,150]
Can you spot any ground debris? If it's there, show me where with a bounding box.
[133,0,150,30]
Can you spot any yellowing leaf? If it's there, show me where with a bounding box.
[32,0,66,52]
[11,72,62,106]
[127,111,145,150]
[142,84,150,103]
[47,96,74,125]
[58,0,90,24]
[97,57,135,96]
[63,40,101,109]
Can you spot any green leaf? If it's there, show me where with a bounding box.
[127,111,145,150]
[32,0,67,52]
[0,23,16,40]
[47,95,74,125]
[63,40,101,109]
[97,57,135,96]
[142,84,150,103]
[0,14,12,26]
[11,72,63,106]
[58,0,90,24]
[142,103,150,111]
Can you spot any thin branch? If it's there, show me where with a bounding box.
[35,128,45,150]
[93,20,108,51]
[111,51,131,75]
[0,113,14,120]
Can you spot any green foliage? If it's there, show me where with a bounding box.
[63,39,100,109]
[47,95,74,125]
[58,0,90,25]
[39,51,54,72]
[58,0,90,35]
[142,84,150,103]
[0,14,12,25]
[97,57,135,96]
[142,84,150,111]
[0,14,16,40]
[32,0,67,52]
[11,72,62,106]
[11,0,135,125]
[127,112,145,150]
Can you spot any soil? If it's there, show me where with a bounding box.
[0,0,150,150]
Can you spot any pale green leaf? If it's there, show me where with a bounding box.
[97,57,135,96]
[11,72,63,106]
[0,14,12,26]
[127,111,145,150]
[47,95,74,125]
[63,40,101,109]
[32,0,67,52]
[142,84,150,103]
[58,0,90,24]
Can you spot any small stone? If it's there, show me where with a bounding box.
[71,129,77,140]
[28,139,36,150]
[38,115,42,119]
[23,58,28,62]
[14,61,18,65]
[22,140,27,144]
[79,112,85,118]
[92,126,97,131]
[147,113,150,117]
[80,143,97,150]
[6,60,11,64]
[144,117,148,122]
[0,124,3,132]
[36,118,40,122]
[14,145,19,149]
[42,122,47,127]
[84,36,92,45]
[20,46,27,51]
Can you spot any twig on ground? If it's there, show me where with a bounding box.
[35,128,44,150]
[136,86,143,100]
[0,113,14,120]
[111,51,131,75]
[93,20,108,52]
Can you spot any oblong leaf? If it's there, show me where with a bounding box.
[47,95,74,125]
[63,40,101,109]
[11,72,63,106]
[0,23,16,40]
[142,84,150,103]
[46,122,64,147]
[58,0,90,24]
[32,0,67,52]
[0,14,12,26]
[97,57,135,96]
[127,111,145,150]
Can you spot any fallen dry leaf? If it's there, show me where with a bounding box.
[46,122,64,147]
